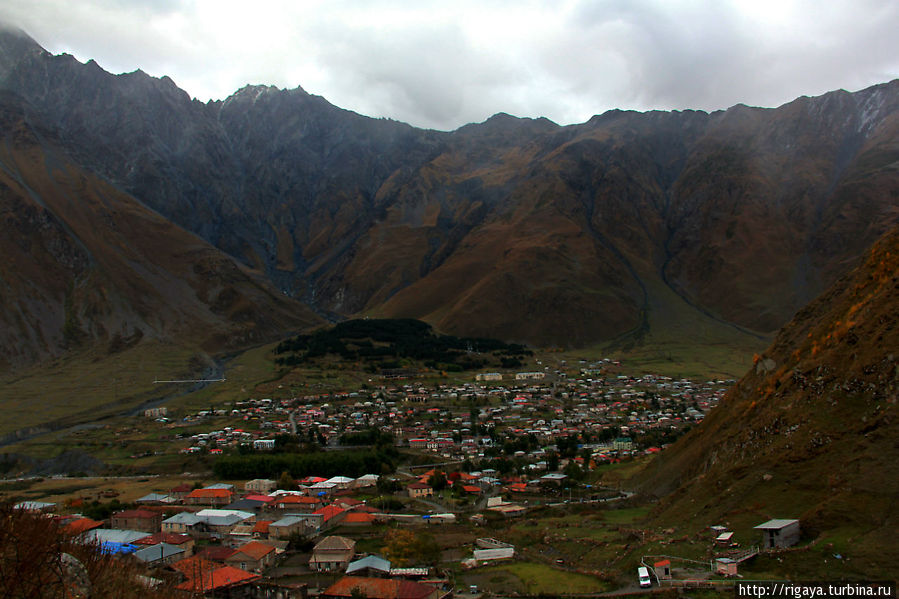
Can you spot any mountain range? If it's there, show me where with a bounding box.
[2,24,899,369]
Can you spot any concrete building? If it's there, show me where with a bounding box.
[244,479,277,493]
[110,509,162,533]
[407,482,434,498]
[754,519,800,549]
[310,536,356,572]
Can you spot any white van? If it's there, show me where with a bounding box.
[638,566,652,588]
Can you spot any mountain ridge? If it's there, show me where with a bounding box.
[1,23,899,358]
[0,88,321,368]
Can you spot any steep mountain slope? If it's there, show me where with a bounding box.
[0,91,321,369]
[1,24,899,350]
[636,225,899,575]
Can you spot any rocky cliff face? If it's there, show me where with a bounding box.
[2,24,899,352]
[0,90,320,368]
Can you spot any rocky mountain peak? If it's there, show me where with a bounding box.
[0,24,47,80]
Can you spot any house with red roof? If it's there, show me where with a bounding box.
[342,512,376,527]
[243,494,275,504]
[313,504,347,530]
[175,564,260,594]
[273,494,322,512]
[186,487,233,506]
[298,476,328,485]
[407,482,433,499]
[172,556,218,582]
[134,532,195,555]
[447,472,477,483]
[225,540,277,572]
[65,517,104,535]
[322,576,440,599]
[252,520,272,538]
[506,483,528,494]
[334,497,364,510]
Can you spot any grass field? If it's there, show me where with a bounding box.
[464,561,612,595]
[593,273,768,380]
[0,340,203,438]
[0,474,202,506]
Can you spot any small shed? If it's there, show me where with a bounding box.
[715,531,734,545]
[715,557,738,576]
[653,559,671,579]
[754,519,800,549]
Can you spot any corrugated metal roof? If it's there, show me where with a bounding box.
[473,547,515,560]
[347,555,392,574]
[754,519,799,529]
[133,542,186,562]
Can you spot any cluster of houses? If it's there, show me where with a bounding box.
[14,450,582,597]
[15,473,467,598]
[645,519,801,584]
[160,364,731,477]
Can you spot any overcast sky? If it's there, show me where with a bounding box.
[2,0,898,131]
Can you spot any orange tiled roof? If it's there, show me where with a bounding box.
[65,518,104,534]
[187,488,231,498]
[175,565,260,592]
[244,494,275,503]
[323,576,436,599]
[229,541,274,561]
[313,505,345,522]
[276,494,316,504]
[252,520,272,534]
[343,512,376,524]
[172,556,220,578]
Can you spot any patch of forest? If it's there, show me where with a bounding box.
[274,318,532,371]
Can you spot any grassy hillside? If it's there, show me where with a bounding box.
[0,340,203,440]
[629,226,899,579]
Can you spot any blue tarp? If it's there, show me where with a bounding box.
[101,542,138,555]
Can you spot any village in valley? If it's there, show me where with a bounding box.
[3,358,804,598]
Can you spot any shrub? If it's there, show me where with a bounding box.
[0,502,181,598]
